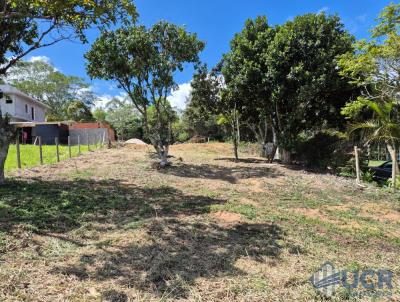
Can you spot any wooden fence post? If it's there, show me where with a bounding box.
[39,136,43,165]
[78,135,81,155]
[16,135,21,169]
[87,133,90,151]
[102,132,106,148]
[68,136,72,158]
[55,137,60,162]
[355,146,361,184]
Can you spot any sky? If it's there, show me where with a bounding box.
[23,0,392,109]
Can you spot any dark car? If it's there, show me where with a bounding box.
[369,161,398,180]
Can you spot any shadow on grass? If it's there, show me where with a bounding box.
[215,157,271,164]
[0,178,284,300]
[0,178,225,233]
[159,162,283,184]
[54,219,283,300]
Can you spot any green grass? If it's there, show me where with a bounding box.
[5,144,99,171]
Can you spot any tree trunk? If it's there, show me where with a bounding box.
[0,144,9,185]
[159,150,169,167]
[152,142,170,168]
[0,112,16,185]
[232,132,239,161]
[281,149,292,165]
[387,144,398,191]
[271,125,279,162]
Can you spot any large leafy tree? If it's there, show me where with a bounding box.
[86,21,204,166]
[0,0,136,184]
[0,0,136,75]
[339,3,400,189]
[266,13,355,163]
[221,17,276,159]
[5,59,98,120]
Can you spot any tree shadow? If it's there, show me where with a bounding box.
[53,219,284,299]
[159,163,283,184]
[0,179,225,234]
[215,157,271,164]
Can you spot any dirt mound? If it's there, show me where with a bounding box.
[211,211,243,224]
[125,138,148,145]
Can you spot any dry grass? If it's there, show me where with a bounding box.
[0,143,399,301]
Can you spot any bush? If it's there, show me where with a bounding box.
[295,131,368,174]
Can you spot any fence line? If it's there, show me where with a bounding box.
[13,134,108,170]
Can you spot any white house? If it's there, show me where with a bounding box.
[0,84,48,122]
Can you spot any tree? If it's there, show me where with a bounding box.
[0,0,136,74]
[182,97,226,141]
[93,108,107,123]
[66,101,94,122]
[0,112,15,183]
[86,21,204,166]
[190,64,244,159]
[221,16,276,159]
[0,0,136,184]
[105,100,143,141]
[266,13,355,163]
[5,59,98,120]
[338,3,400,189]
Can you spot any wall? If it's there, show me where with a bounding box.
[14,94,46,122]
[69,128,109,145]
[70,122,116,142]
[0,94,16,117]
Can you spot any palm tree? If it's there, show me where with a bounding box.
[349,101,400,190]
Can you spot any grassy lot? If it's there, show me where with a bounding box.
[5,144,99,171]
[0,143,399,301]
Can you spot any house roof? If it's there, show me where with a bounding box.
[0,84,50,109]
[10,121,74,128]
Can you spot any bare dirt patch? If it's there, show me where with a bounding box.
[211,211,243,224]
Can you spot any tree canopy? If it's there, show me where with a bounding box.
[5,59,98,121]
[0,0,137,75]
[86,21,204,165]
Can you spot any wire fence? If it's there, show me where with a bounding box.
[7,134,108,171]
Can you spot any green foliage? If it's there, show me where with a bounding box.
[5,60,98,121]
[361,170,375,183]
[295,131,351,171]
[181,97,226,141]
[66,101,94,122]
[92,108,107,123]
[0,0,137,75]
[266,13,356,151]
[221,16,275,145]
[105,100,143,141]
[86,21,204,161]
[338,3,400,187]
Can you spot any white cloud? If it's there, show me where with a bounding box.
[317,7,329,14]
[95,92,127,109]
[167,82,192,110]
[28,55,52,64]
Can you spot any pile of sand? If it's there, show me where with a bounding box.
[125,138,148,145]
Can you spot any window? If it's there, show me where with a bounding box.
[5,98,12,104]
[25,104,28,113]
[31,107,35,120]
